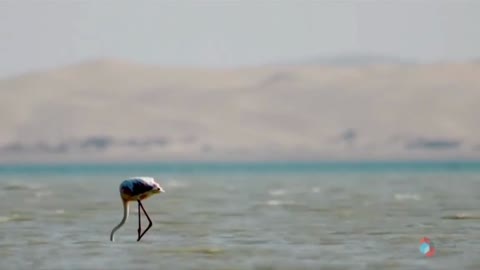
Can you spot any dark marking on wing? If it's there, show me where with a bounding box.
[131,180,154,196]
[121,186,133,196]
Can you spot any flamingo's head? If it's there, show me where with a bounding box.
[152,182,165,194]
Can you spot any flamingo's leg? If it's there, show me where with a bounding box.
[137,200,153,241]
[137,200,142,241]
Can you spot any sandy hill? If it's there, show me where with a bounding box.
[1,59,480,163]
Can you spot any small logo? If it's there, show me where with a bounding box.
[419,237,436,257]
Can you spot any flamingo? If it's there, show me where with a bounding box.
[110,177,165,242]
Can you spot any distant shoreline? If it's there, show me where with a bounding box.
[2,59,480,165]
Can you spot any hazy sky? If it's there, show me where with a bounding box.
[1,0,479,77]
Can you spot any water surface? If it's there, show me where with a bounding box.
[0,162,479,270]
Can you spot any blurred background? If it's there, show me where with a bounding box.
[1,0,479,164]
[1,1,480,269]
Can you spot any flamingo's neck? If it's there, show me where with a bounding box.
[110,199,129,242]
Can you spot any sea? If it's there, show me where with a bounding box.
[0,161,479,270]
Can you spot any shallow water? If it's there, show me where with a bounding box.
[1,163,480,270]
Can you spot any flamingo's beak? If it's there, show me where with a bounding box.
[155,186,165,193]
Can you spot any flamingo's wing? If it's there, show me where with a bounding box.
[122,177,156,196]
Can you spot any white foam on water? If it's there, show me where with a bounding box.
[442,212,480,220]
[394,193,421,201]
[266,200,281,206]
[0,216,11,223]
[34,191,53,197]
[265,200,295,206]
